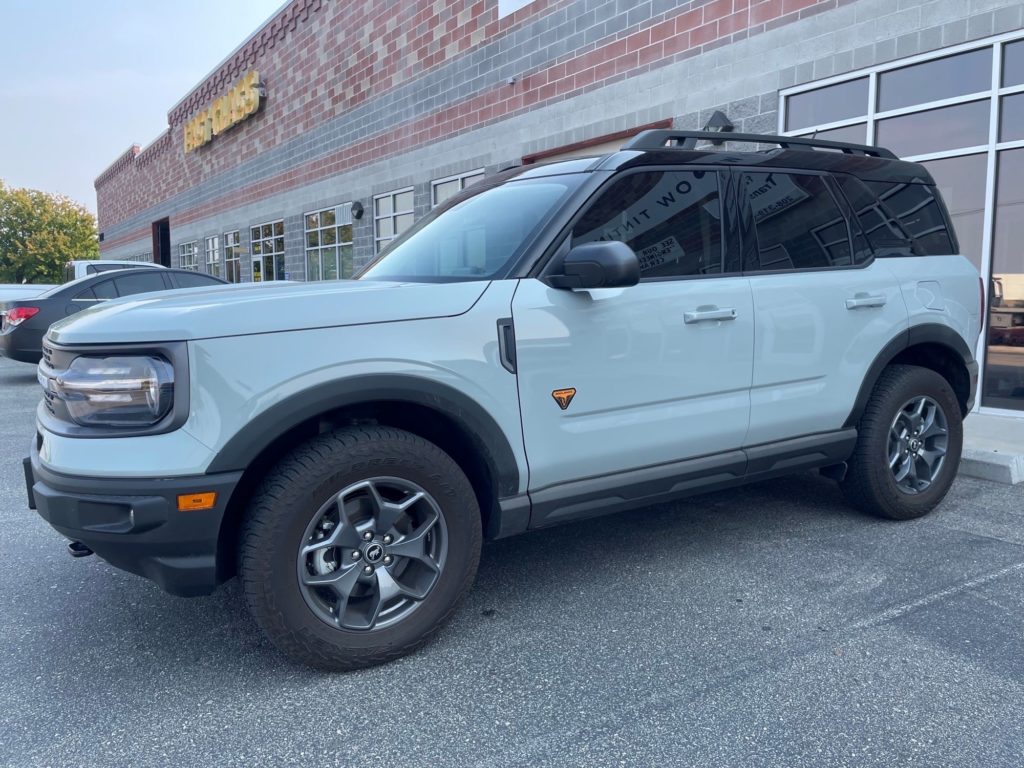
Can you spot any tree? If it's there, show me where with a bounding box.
[0,180,98,284]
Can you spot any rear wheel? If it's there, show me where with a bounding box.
[239,426,481,670]
[841,364,963,520]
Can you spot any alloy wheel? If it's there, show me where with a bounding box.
[887,395,949,495]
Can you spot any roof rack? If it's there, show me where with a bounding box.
[621,129,898,159]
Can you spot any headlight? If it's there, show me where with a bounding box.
[51,356,174,427]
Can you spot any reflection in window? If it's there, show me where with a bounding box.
[1000,93,1024,142]
[741,173,851,270]
[834,175,954,257]
[785,78,868,131]
[796,123,867,145]
[572,171,723,278]
[877,48,991,112]
[983,147,1024,411]
[305,205,354,280]
[876,100,989,158]
[920,154,986,270]
[1004,39,1024,87]
[250,220,286,281]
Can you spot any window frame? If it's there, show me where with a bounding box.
[249,220,286,281]
[431,169,486,208]
[223,230,242,283]
[204,235,222,278]
[373,187,415,253]
[303,203,354,280]
[177,241,198,271]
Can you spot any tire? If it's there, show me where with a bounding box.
[841,364,963,520]
[239,426,481,671]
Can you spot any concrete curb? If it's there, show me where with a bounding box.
[960,447,1024,485]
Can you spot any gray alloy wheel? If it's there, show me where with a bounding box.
[887,395,949,495]
[297,477,448,631]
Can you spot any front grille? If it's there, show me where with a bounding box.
[40,343,53,367]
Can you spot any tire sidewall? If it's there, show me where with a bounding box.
[246,431,480,655]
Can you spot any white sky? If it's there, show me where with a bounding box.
[0,0,286,213]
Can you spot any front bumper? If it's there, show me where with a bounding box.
[26,440,243,596]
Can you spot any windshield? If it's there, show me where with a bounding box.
[358,175,583,282]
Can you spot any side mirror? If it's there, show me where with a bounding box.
[548,241,640,290]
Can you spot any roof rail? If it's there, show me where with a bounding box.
[621,129,898,159]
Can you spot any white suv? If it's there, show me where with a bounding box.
[26,131,981,670]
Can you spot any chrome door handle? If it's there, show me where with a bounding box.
[845,293,887,309]
[684,305,737,324]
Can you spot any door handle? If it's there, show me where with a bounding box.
[845,293,887,310]
[683,305,737,324]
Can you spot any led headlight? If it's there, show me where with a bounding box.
[52,356,174,427]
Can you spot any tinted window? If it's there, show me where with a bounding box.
[876,100,989,157]
[920,154,986,268]
[785,78,868,131]
[114,272,167,297]
[92,279,117,299]
[835,175,955,256]
[1002,39,1024,87]
[796,123,867,145]
[741,173,851,271]
[173,272,224,289]
[1000,93,1024,142]
[878,48,991,112]
[572,170,724,278]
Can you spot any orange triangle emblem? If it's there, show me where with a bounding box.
[552,388,576,410]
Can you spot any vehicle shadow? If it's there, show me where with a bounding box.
[29,471,860,686]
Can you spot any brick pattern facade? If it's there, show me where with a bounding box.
[96,0,1024,277]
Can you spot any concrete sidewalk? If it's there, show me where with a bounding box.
[962,412,1024,485]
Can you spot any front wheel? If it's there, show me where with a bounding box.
[841,364,963,520]
[239,426,481,671]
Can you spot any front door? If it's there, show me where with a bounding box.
[512,168,754,497]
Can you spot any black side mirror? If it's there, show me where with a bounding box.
[548,241,640,290]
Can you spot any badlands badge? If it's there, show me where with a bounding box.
[551,388,576,410]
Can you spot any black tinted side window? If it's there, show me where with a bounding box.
[174,273,222,289]
[834,175,955,256]
[572,170,724,278]
[741,172,852,271]
[114,272,167,297]
[92,279,117,299]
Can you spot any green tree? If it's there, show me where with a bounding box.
[0,180,98,284]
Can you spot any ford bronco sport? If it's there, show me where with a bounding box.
[26,130,981,670]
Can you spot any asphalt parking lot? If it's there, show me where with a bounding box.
[2,357,1024,768]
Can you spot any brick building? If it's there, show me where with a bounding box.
[95,0,1024,414]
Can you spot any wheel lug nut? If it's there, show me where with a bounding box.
[362,531,374,541]
[363,565,374,575]
[383,555,393,565]
[351,550,362,559]
[382,534,393,544]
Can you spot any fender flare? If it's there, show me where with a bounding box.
[843,323,975,428]
[204,374,521,497]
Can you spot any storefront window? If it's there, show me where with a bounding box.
[785,77,867,131]
[999,93,1024,142]
[983,148,1024,410]
[877,48,991,112]
[1003,39,1024,87]
[876,100,990,157]
[431,170,485,207]
[178,241,198,271]
[305,205,354,280]
[224,231,242,283]
[250,220,285,281]
[374,188,415,253]
[920,154,987,270]
[205,235,221,278]
[796,123,867,144]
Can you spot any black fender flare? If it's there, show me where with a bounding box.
[843,323,975,428]
[204,374,521,497]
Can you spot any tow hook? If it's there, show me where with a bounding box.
[67,541,94,558]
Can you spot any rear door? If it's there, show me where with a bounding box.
[736,169,908,445]
[512,168,754,494]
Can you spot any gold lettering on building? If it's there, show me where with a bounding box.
[183,71,264,153]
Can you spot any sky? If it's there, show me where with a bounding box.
[0,0,286,214]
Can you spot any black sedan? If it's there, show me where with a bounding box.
[0,268,227,364]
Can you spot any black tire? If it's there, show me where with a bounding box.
[841,364,963,520]
[239,426,481,671]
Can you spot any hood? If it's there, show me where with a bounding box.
[47,279,490,345]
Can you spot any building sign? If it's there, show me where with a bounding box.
[183,71,265,153]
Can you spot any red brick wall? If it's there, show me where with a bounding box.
[97,0,835,247]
